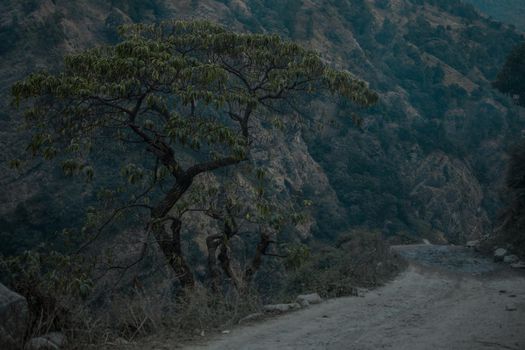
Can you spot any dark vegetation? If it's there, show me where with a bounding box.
[493,42,525,256]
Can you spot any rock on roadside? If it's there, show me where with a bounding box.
[511,261,525,269]
[504,255,519,264]
[238,313,264,324]
[26,332,66,350]
[25,337,59,350]
[263,303,301,313]
[296,293,323,307]
[494,248,508,262]
[0,283,29,350]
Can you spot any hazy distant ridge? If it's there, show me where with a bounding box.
[464,0,525,30]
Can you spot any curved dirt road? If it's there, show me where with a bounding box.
[186,245,525,350]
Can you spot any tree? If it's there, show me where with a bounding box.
[493,42,525,106]
[12,20,377,289]
[493,42,525,256]
[498,141,525,256]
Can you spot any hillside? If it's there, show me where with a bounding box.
[0,0,524,256]
[463,0,525,31]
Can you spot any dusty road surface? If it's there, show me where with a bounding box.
[185,244,525,350]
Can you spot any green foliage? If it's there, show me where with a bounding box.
[11,19,376,231]
[0,250,93,336]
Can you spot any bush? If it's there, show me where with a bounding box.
[0,250,93,341]
[279,230,404,299]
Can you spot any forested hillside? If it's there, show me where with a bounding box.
[463,0,525,30]
[0,0,524,253]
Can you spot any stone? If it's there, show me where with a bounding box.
[238,313,264,324]
[505,304,517,311]
[511,261,525,269]
[296,293,323,307]
[263,303,301,313]
[504,255,519,264]
[25,337,59,350]
[0,283,29,350]
[26,332,66,350]
[493,248,508,262]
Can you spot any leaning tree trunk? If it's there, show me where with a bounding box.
[150,179,195,289]
[151,218,195,289]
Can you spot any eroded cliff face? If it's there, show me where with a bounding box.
[1,0,524,255]
[406,152,490,243]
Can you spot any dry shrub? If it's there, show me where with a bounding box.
[280,229,404,299]
[104,284,261,343]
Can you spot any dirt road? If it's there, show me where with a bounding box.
[186,245,525,350]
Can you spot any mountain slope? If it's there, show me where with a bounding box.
[0,0,524,256]
[463,0,525,31]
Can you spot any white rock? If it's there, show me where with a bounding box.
[296,293,322,307]
[238,313,264,324]
[0,283,28,350]
[504,255,519,264]
[263,303,301,313]
[25,337,59,350]
[511,261,525,269]
[494,248,508,262]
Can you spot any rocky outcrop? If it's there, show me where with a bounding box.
[0,283,28,350]
[407,152,490,243]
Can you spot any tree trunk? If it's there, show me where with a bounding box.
[245,232,272,283]
[206,234,222,292]
[151,218,195,289]
[218,242,241,291]
[150,178,195,289]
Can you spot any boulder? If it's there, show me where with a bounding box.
[0,283,29,350]
[494,248,508,262]
[505,304,517,312]
[504,255,519,264]
[25,337,59,350]
[511,261,525,269]
[263,303,301,313]
[296,293,322,307]
[466,240,480,250]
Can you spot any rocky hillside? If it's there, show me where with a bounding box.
[0,0,524,256]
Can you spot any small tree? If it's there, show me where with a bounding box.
[493,42,525,106]
[12,20,377,289]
